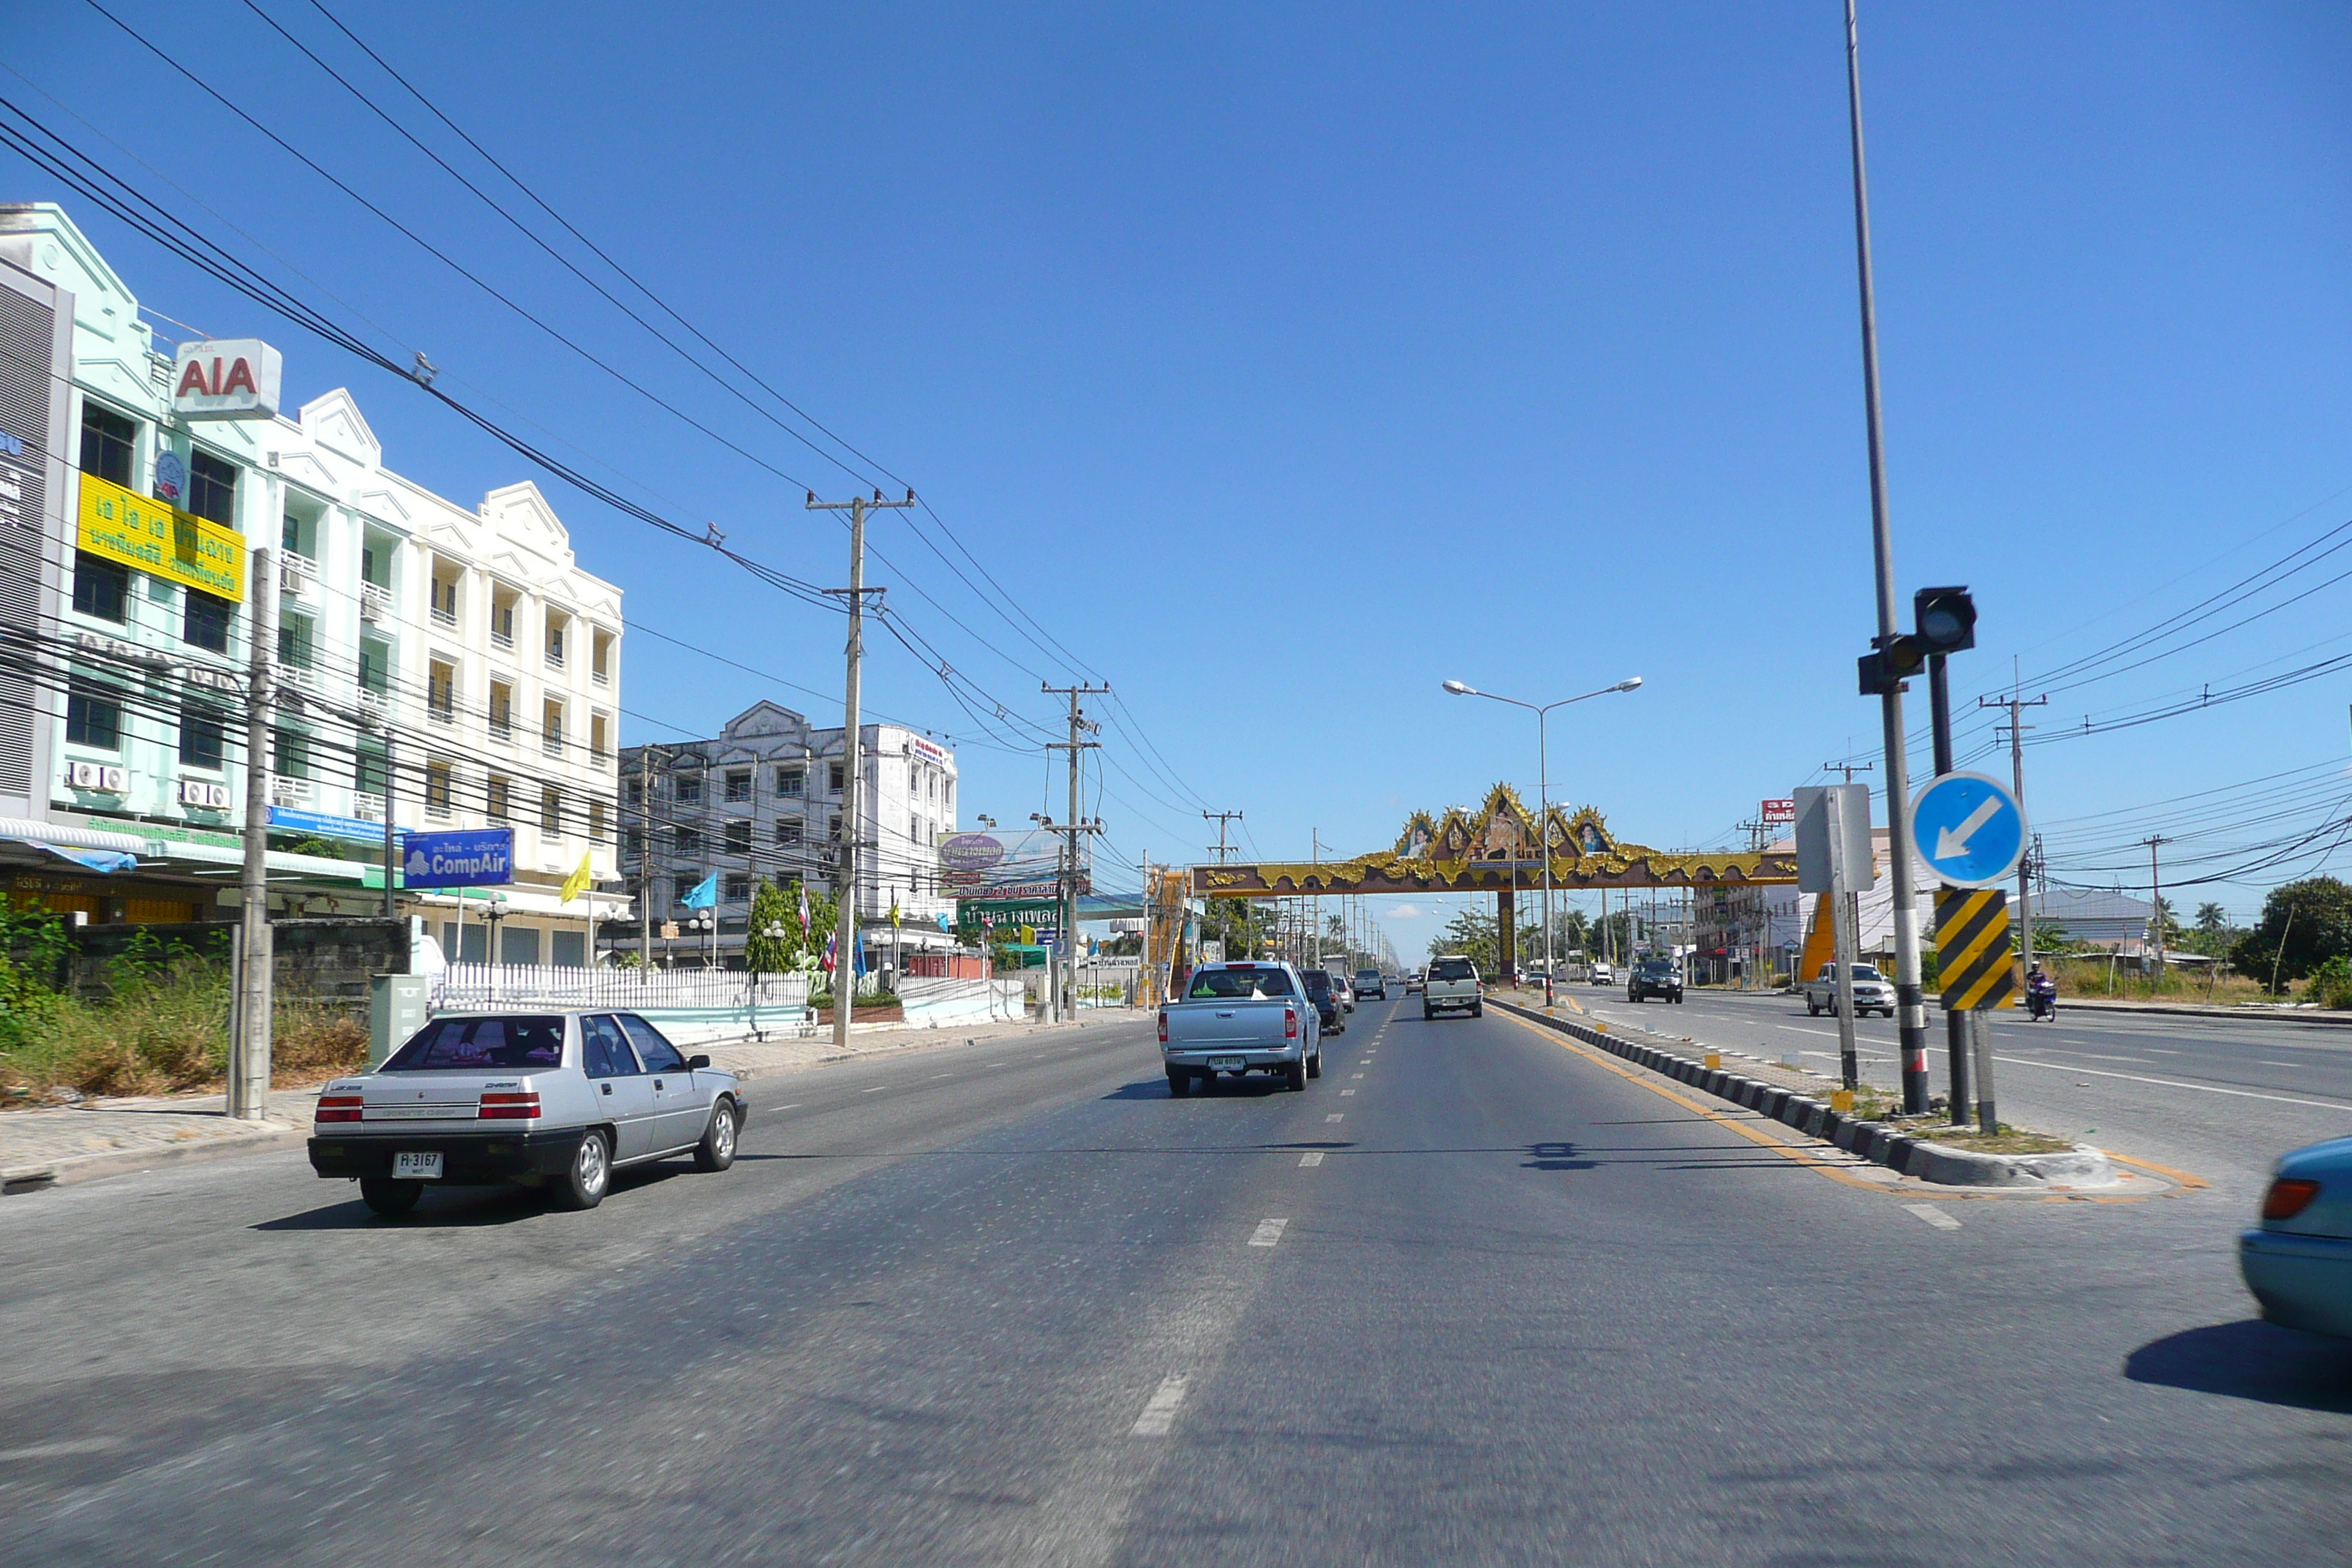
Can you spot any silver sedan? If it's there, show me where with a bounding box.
[308,1010,745,1216]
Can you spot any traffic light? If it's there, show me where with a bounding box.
[1912,586,1976,655]
[1858,635,1926,696]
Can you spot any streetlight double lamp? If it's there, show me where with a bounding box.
[1441,675,1643,988]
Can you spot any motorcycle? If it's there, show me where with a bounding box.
[2026,982,2057,1022]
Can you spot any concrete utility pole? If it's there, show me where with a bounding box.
[636,742,674,970]
[1844,0,1931,1113]
[1044,682,1109,1020]
[1311,831,1326,969]
[232,546,277,1121]
[1981,691,2048,974]
[1203,810,1243,864]
[809,488,916,1052]
[2143,837,2172,981]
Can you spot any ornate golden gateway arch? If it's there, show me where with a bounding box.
[1190,784,1797,899]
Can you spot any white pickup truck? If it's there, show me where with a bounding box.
[1801,962,1897,1018]
[1159,960,1322,1096]
[1422,954,1482,1019]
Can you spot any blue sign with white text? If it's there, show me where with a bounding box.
[1907,771,2027,890]
[271,805,387,844]
[400,828,513,889]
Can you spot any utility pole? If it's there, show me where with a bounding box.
[232,546,277,1122]
[1844,0,1930,1114]
[1311,831,1327,969]
[380,730,397,921]
[635,745,674,970]
[809,488,916,1052]
[2143,836,2172,981]
[1044,682,1109,1019]
[1203,810,1243,864]
[1979,690,2047,973]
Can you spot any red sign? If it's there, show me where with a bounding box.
[1760,799,1796,824]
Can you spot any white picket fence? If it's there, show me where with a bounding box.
[429,962,810,1013]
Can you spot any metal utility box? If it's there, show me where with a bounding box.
[369,974,430,1066]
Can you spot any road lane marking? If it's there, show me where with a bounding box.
[1904,1204,1961,1230]
[1341,1089,1357,1096]
[1299,1153,1324,1166]
[1249,1218,1289,1247]
[1325,1113,1343,1123]
[1129,1376,1190,1437]
[0,1437,124,1461]
[930,1072,954,1078]
[1351,1073,1365,1079]
[859,1086,887,1094]
[1989,1053,2352,1111]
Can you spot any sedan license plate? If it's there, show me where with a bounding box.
[392,1151,444,1180]
[1207,1055,1244,1070]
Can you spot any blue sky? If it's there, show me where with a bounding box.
[9,1,2351,954]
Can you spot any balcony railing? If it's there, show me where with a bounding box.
[360,582,392,622]
[277,555,315,597]
[543,728,563,756]
[429,700,456,726]
[545,645,565,669]
[592,665,610,687]
[431,591,459,627]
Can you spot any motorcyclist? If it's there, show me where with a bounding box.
[2026,962,2057,1020]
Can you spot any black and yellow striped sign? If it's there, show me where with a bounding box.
[1935,886,2016,1011]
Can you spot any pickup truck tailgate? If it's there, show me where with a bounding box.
[1164,1000,1292,1048]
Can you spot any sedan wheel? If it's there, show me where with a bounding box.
[552,1128,611,1211]
[693,1098,739,1172]
[358,1177,421,1218]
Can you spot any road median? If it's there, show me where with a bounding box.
[1489,995,2114,1190]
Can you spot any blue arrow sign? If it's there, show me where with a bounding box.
[1907,771,2027,889]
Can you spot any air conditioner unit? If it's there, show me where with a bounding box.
[177,779,230,809]
[271,774,312,804]
[278,555,314,595]
[360,583,391,623]
[65,761,127,794]
[353,794,385,823]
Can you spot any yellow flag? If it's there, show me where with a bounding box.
[559,853,593,903]
[890,898,901,929]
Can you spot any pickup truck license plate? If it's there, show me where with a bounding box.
[392,1151,444,1180]
[1207,1055,1244,1070]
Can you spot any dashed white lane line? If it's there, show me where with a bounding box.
[1350,1073,1365,1079]
[930,1072,954,1078]
[1340,1089,1357,1096]
[771,1104,801,1111]
[0,1437,123,1460]
[1129,1375,1190,1437]
[1298,1152,1324,1167]
[1904,1204,1961,1231]
[1990,1053,2352,1111]
[859,1086,887,1094]
[1248,1218,1289,1247]
[1325,1113,1343,1123]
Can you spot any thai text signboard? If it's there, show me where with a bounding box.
[400,828,513,889]
[77,472,246,602]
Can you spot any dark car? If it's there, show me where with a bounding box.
[1627,959,1684,1004]
[1298,968,1346,1033]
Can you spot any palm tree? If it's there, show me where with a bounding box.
[2195,902,2228,932]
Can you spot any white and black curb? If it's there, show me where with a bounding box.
[1494,999,2113,1190]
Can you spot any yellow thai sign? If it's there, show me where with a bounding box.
[76,471,246,603]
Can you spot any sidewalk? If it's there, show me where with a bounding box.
[0,1007,1145,1196]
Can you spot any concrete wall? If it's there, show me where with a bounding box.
[60,917,407,1006]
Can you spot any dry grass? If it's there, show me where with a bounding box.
[1912,1123,2076,1155]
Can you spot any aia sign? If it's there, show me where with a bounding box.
[171,339,283,421]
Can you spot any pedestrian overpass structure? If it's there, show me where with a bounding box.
[1189,784,1799,973]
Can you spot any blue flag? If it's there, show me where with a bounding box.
[682,872,718,910]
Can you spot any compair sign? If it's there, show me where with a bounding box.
[171,339,282,421]
[400,828,513,889]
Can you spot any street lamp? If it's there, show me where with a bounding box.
[1442,675,1642,990]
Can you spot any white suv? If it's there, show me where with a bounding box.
[1422,955,1482,1019]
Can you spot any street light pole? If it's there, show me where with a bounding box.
[1442,676,1642,985]
[1844,0,1931,1113]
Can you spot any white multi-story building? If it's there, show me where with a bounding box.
[0,202,625,955]
[618,701,957,968]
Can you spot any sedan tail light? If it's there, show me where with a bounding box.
[314,1093,362,1124]
[1157,1011,1168,1044]
[1285,1007,1299,1040]
[478,1090,543,1121]
[2263,1177,2321,1221]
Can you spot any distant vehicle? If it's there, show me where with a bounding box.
[1332,973,1356,1012]
[1801,962,1896,1018]
[1405,970,1425,994]
[1422,954,1482,1019]
[1159,960,1322,1096]
[1354,967,1387,1000]
[1627,958,1684,1004]
[309,1011,744,1216]
[2242,1135,2352,1338]
[1588,962,1616,987]
[1298,968,1346,1034]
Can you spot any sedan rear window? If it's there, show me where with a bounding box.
[1430,959,1477,981]
[1191,968,1296,999]
[382,1015,566,1071]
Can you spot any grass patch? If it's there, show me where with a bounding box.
[1910,1123,2076,1156]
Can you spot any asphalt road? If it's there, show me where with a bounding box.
[3,999,2348,1566]
[1575,986,2352,1194]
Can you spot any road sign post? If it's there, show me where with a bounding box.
[1795,783,1873,1091]
[1935,886,2016,1134]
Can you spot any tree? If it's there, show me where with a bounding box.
[2231,877,2352,990]
[2195,902,2229,933]
[745,882,794,975]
